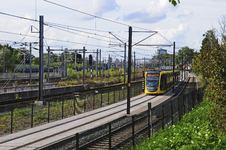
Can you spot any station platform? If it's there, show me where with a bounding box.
[0,84,181,150]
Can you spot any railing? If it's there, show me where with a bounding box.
[0,83,142,136]
[39,87,204,150]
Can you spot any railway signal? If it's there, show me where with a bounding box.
[89,54,92,65]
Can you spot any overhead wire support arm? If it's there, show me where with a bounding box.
[135,44,173,47]
[109,32,125,44]
[132,32,157,47]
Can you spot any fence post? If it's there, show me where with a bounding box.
[108,91,109,104]
[76,133,79,150]
[171,101,173,125]
[74,97,76,115]
[48,101,50,123]
[148,103,151,138]
[93,93,95,109]
[11,106,13,133]
[162,105,164,129]
[123,88,125,100]
[119,89,120,100]
[114,90,115,103]
[84,95,86,112]
[31,104,33,128]
[62,99,64,119]
[101,92,102,107]
[109,122,111,150]
[183,95,186,114]
[178,98,181,121]
[132,115,135,147]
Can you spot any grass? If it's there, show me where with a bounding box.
[133,99,226,150]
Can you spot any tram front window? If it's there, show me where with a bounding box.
[146,76,159,87]
[146,74,159,92]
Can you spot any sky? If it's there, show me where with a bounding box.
[0,0,225,61]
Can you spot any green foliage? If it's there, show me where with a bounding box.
[135,100,226,150]
[15,94,22,99]
[68,73,78,79]
[175,46,194,69]
[169,0,180,6]
[192,29,226,134]
[44,73,47,79]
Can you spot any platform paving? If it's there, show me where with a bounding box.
[0,86,179,150]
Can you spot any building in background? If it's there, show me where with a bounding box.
[157,48,167,55]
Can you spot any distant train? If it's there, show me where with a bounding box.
[145,70,180,94]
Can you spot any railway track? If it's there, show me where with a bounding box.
[0,74,196,150]
[72,75,196,150]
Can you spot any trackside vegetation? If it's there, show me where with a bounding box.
[134,98,226,150]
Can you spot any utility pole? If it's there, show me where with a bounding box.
[173,41,175,91]
[96,49,98,77]
[23,53,25,73]
[127,26,132,114]
[47,46,50,83]
[124,43,126,85]
[182,52,183,80]
[64,48,67,78]
[100,49,101,77]
[75,51,77,73]
[3,47,5,78]
[37,15,44,104]
[30,43,32,84]
[83,47,85,84]
[61,52,64,78]
[154,56,155,70]
[134,51,135,81]
[108,54,110,77]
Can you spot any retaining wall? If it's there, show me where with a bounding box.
[0,84,90,103]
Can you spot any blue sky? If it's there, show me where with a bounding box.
[0,0,225,60]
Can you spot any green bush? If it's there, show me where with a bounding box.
[68,73,77,79]
[135,100,226,150]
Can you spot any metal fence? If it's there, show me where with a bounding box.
[0,83,142,136]
[39,87,204,150]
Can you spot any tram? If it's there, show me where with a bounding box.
[145,70,180,94]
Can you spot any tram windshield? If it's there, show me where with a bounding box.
[146,75,159,87]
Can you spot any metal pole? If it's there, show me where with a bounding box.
[75,51,77,73]
[127,26,132,114]
[64,48,67,77]
[124,43,126,85]
[100,49,101,77]
[154,56,155,70]
[23,53,25,73]
[47,46,50,83]
[61,52,64,78]
[3,47,5,78]
[134,51,135,81]
[144,57,145,71]
[83,47,85,84]
[96,49,98,77]
[108,54,110,77]
[29,43,32,83]
[38,15,44,102]
[185,55,187,78]
[182,52,184,80]
[173,42,175,91]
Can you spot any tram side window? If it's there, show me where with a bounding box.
[160,74,167,90]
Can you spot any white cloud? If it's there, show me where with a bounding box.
[78,0,120,20]
[177,9,193,21]
[146,23,188,46]
[122,0,172,23]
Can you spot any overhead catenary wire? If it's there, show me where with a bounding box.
[0,11,173,47]
[43,0,153,31]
